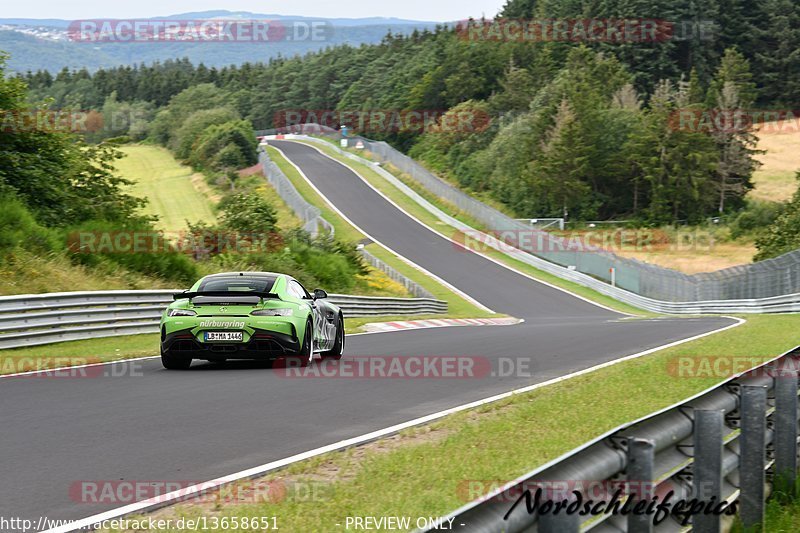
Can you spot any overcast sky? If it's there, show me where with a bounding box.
[3,0,506,22]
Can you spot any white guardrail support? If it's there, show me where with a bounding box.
[0,290,447,350]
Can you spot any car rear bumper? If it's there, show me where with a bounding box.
[162,329,300,360]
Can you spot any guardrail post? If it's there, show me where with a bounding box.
[693,409,724,533]
[740,384,768,530]
[627,438,655,533]
[774,361,798,499]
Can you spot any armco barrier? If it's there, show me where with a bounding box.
[258,150,334,237]
[426,345,800,532]
[0,290,447,350]
[283,134,800,314]
[359,248,435,299]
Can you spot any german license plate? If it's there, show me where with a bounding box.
[204,331,243,342]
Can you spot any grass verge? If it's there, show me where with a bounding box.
[98,315,800,532]
[0,249,176,295]
[0,334,159,374]
[757,481,800,532]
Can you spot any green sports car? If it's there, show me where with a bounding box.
[160,272,344,369]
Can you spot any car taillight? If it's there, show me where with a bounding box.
[251,308,293,317]
[168,309,197,317]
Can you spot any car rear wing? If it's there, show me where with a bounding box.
[173,291,281,303]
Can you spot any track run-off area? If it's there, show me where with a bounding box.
[0,140,735,530]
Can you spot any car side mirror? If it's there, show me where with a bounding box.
[313,289,328,300]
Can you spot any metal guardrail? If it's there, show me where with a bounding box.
[0,290,447,350]
[260,126,800,304]
[429,345,800,532]
[359,249,435,299]
[258,150,335,237]
[282,134,800,315]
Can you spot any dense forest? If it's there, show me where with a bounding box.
[12,0,800,239]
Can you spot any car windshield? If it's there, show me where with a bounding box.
[197,275,277,293]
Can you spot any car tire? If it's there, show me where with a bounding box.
[161,347,192,370]
[290,321,313,368]
[321,315,344,360]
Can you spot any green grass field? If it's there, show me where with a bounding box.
[757,482,800,532]
[117,145,217,231]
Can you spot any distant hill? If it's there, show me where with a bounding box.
[0,11,439,27]
[0,10,442,72]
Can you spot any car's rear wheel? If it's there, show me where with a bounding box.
[161,347,192,370]
[321,315,344,360]
[289,321,313,368]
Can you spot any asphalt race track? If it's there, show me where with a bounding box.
[0,140,735,527]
